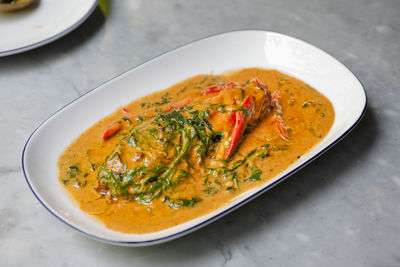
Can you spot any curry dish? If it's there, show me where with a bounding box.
[58,68,334,233]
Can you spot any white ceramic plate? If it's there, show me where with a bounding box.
[0,0,98,56]
[22,31,367,246]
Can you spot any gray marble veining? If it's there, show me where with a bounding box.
[1,0,400,266]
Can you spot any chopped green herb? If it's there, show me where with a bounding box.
[246,169,262,181]
[169,198,201,209]
[153,93,170,105]
[148,128,158,135]
[203,187,219,196]
[255,144,270,158]
[94,100,271,207]
[302,100,321,108]
[271,144,289,151]
[177,86,188,96]
[85,150,95,172]
[199,77,208,85]
[176,169,190,180]
[123,117,131,122]
[67,165,79,178]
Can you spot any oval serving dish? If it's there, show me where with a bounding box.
[22,30,366,246]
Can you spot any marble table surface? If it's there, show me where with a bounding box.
[1,0,399,266]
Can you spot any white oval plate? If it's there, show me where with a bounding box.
[22,31,367,246]
[0,0,98,57]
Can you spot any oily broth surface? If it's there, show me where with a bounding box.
[58,68,334,233]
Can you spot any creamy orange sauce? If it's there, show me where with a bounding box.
[58,68,334,233]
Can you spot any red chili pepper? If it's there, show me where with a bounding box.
[201,82,238,96]
[122,108,128,113]
[225,81,236,88]
[167,106,177,112]
[224,96,255,159]
[228,95,254,124]
[229,112,236,124]
[201,85,224,96]
[241,95,255,111]
[225,111,246,159]
[167,98,192,112]
[102,123,122,140]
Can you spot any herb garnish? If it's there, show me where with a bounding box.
[97,106,223,206]
[168,198,202,209]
